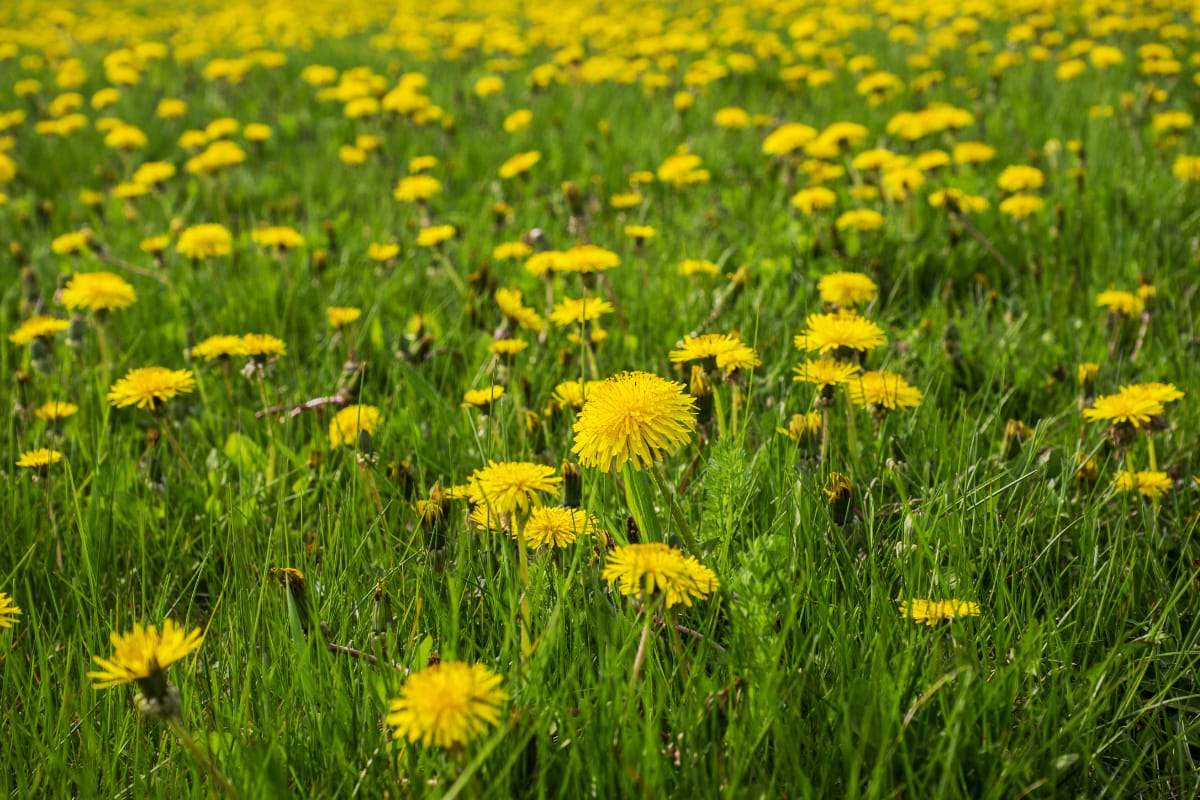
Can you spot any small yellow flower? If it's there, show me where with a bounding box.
[9,315,70,345]
[16,448,64,469]
[1095,289,1144,317]
[519,506,602,548]
[61,272,137,312]
[416,224,455,247]
[240,334,287,359]
[463,385,505,408]
[327,307,362,328]
[176,224,233,259]
[191,335,246,361]
[393,175,442,202]
[499,150,541,179]
[33,401,79,422]
[252,226,304,250]
[108,367,196,410]
[367,243,399,261]
[468,461,561,515]
[818,272,878,307]
[386,662,509,749]
[1113,470,1172,500]
[602,543,719,607]
[87,619,204,689]
[845,370,923,411]
[900,599,981,625]
[0,592,21,628]
[329,404,382,449]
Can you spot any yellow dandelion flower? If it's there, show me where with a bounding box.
[176,224,233,259]
[572,371,696,473]
[845,370,923,410]
[793,358,862,388]
[9,315,70,345]
[386,662,509,749]
[60,272,137,312]
[33,401,78,422]
[327,307,362,328]
[795,311,886,355]
[998,194,1045,219]
[240,334,287,359]
[86,619,204,689]
[499,151,541,179]
[550,296,614,327]
[668,333,760,373]
[678,259,720,276]
[1083,390,1162,428]
[818,271,878,307]
[0,592,21,628]
[251,226,304,250]
[16,448,64,469]
[1113,470,1172,500]
[468,461,561,516]
[602,543,719,607]
[329,404,382,448]
[463,385,505,408]
[107,367,196,410]
[1095,289,1144,317]
[393,175,442,202]
[191,335,246,361]
[900,599,981,625]
[834,209,885,232]
[367,243,399,261]
[519,506,601,548]
[416,224,455,247]
[492,241,532,260]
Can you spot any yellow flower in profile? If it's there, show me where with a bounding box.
[34,401,79,422]
[1113,470,1172,500]
[795,311,886,355]
[0,592,21,628]
[367,243,399,261]
[416,224,455,247]
[107,367,196,410]
[488,338,527,357]
[713,106,751,129]
[1095,289,1144,317]
[251,226,304,250]
[793,358,861,389]
[900,599,981,625]
[176,224,233,259]
[997,165,1045,192]
[777,411,823,441]
[329,404,382,448]
[520,506,601,548]
[602,543,719,607]
[834,209,885,232]
[240,334,287,359]
[393,175,442,202]
[669,333,760,373]
[86,619,204,689]
[550,296,614,327]
[556,244,621,274]
[191,335,246,361]
[9,315,70,345]
[679,259,720,276]
[468,460,561,515]
[327,306,362,328]
[551,379,601,411]
[763,122,818,156]
[499,150,541,179]
[818,271,878,307]
[61,272,137,312]
[494,288,545,332]
[1172,155,1200,181]
[492,241,532,260]
[624,224,656,241]
[52,229,93,255]
[16,448,64,469]
[572,371,696,473]
[846,370,923,410]
[463,385,505,408]
[791,186,837,215]
[610,191,643,210]
[386,661,509,749]
[998,194,1045,219]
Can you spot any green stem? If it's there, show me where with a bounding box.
[166,718,240,799]
[649,462,699,555]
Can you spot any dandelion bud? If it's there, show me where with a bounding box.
[1001,419,1033,459]
[561,460,582,508]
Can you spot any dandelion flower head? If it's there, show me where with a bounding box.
[572,371,696,473]
[107,367,196,410]
[602,543,719,607]
[87,619,204,689]
[386,661,509,749]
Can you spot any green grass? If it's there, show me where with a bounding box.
[2,0,1200,797]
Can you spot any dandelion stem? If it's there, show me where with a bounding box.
[1146,435,1157,472]
[154,415,195,475]
[630,607,653,688]
[166,718,240,799]
[649,463,699,555]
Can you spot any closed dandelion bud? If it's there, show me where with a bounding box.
[270,567,312,633]
[372,579,391,633]
[561,460,582,508]
[1002,419,1033,459]
[690,364,714,425]
[356,427,374,455]
[824,472,855,525]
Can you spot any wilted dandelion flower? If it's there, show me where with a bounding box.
[900,599,981,625]
[17,448,64,469]
[468,460,561,515]
[176,224,233,259]
[60,272,137,312]
[818,272,878,307]
[327,306,362,328]
[520,506,601,548]
[386,662,509,749]
[329,404,381,448]
[572,371,696,473]
[795,311,886,356]
[0,592,21,628]
[107,367,196,410]
[602,543,719,607]
[846,370,923,410]
[9,315,70,345]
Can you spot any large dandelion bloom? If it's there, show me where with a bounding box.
[386,661,509,749]
[668,333,760,373]
[520,506,602,548]
[9,315,70,345]
[602,543,719,607]
[845,370,923,410]
[468,460,561,515]
[87,619,204,689]
[60,272,137,312]
[107,367,196,410]
[794,311,886,355]
[572,372,696,473]
[176,224,233,259]
[818,271,878,307]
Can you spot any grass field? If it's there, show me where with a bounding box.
[2,0,1199,797]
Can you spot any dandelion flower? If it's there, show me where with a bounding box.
[520,506,602,548]
[327,306,362,328]
[0,592,21,628]
[463,385,505,408]
[329,404,382,448]
[818,271,878,307]
[499,151,541,179]
[87,619,204,689]
[794,311,886,355]
[1083,390,1163,428]
[834,209,885,232]
[1095,289,1144,317]
[572,371,696,473]
[550,296,614,327]
[367,243,399,261]
[468,460,561,515]
[33,401,79,422]
[393,175,442,202]
[9,315,70,345]
[191,335,246,361]
[60,272,137,312]
[602,543,719,607]
[669,333,760,373]
[416,224,455,247]
[107,367,196,410]
[793,358,861,389]
[900,599,981,625]
[252,226,304,250]
[176,224,233,259]
[386,661,509,749]
[845,370,923,410]
[16,448,64,469]
[240,334,287,359]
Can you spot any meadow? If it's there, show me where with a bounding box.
[2,0,1199,797]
